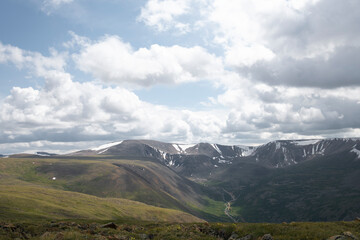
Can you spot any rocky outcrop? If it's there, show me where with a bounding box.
[327,232,358,240]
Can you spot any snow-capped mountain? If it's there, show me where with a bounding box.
[17,138,360,222]
[251,138,360,168]
[70,138,360,173]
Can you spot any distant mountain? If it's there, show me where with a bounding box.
[72,139,253,159]
[249,138,360,168]
[70,139,257,179]
[6,138,359,223]
[70,138,360,177]
[69,138,360,222]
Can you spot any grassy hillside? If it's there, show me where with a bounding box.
[0,178,203,223]
[0,157,226,222]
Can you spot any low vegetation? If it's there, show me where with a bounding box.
[1,155,360,240]
[0,220,359,239]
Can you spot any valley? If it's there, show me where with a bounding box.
[223,189,238,223]
[1,138,360,226]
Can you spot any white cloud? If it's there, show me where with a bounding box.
[242,46,360,88]
[225,43,275,67]
[0,42,67,78]
[299,107,325,123]
[0,69,225,150]
[216,80,360,141]
[140,0,360,88]
[41,0,74,14]
[0,42,226,153]
[2,19,360,154]
[208,0,360,87]
[139,0,192,32]
[73,35,223,87]
[45,0,73,6]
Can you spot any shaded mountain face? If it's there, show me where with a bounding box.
[250,138,360,168]
[63,138,360,222]
[71,138,360,175]
[70,140,256,179]
[231,150,360,222]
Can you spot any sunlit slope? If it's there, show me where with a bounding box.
[0,157,224,221]
[0,179,203,222]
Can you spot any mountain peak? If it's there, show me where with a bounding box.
[67,138,360,171]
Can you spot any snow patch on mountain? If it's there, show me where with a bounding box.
[172,143,196,153]
[92,141,123,151]
[276,141,281,150]
[211,144,222,155]
[291,139,321,146]
[238,145,256,157]
[157,149,167,160]
[98,148,109,154]
[36,152,54,157]
[172,144,182,152]
[218,159,232,164]
[180,144,196,151]
[351,146,360,159]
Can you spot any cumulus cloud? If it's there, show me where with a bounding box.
[137,0,360,141]
[140,0,360,88]
[240,46,360,88]
[0,42,226,153]
[216,81,360,142]
[0,71,224,150]
[0,42,67,78]
[210,0,360,87]
[2,12,360,155]
[73,35,223,87]
[139,0,192,32]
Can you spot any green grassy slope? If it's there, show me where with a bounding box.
[0,157,225,222]
[0,179,203,223]
[0,158,194,206]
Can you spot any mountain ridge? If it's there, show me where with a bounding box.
[3,137,360,222]
[67,138,360,170]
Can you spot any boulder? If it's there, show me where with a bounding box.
[327,236,348,240]
[239,234,254,240]
[343,232,358,240]
[261,234,273,240]
[228,233,239,240]
[100,222,118,229]
[327,233,359,240]
[139,233,149,240]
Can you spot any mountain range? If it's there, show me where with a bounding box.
[2,138,360,223]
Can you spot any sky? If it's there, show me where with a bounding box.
[1,0,360,154]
